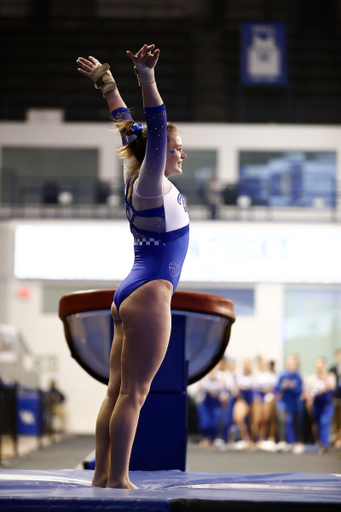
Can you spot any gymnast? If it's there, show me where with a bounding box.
[76,44,189,489]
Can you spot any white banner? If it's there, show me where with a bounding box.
[14,223,341,283]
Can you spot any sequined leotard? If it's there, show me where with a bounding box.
[112,104,189,311]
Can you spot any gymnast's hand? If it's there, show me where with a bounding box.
[126,44,160,71]
[76,56,115,84]
[127,44,160,86]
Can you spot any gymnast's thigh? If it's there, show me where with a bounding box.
[117,280,173,393]
[120,279,173,317]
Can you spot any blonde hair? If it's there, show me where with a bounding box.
[116,120,178,181]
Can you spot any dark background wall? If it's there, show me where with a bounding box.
[1,0,341,123]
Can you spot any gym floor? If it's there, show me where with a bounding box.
[2,435,341,474]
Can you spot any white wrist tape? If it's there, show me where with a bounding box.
[134,65,155,86]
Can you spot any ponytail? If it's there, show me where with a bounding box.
[115,120,147,175]
[115,121,179,179]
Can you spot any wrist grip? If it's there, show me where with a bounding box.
[134,65,155,86]
[90,63,117,96]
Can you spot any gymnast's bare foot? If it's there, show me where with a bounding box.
[107,479,138,489]
[91,477,108,488]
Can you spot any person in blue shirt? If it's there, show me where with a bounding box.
[276,354,303,448]
[77,44,189,489]
[196,366,224,448]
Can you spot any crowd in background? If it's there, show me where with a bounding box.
[188,350,341,455]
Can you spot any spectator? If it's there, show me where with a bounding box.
[252,357,278,448]
[218,358,237,447]
[329,348,341,447]
[204,172,223,219]
[308,358,336,454]
[196,366,223,449]
[222,183,237,205]
[267,360,278,444]
[276,355,303,451]
[47,380,67,434]
[42,182,59,205]
[94,180,111,204]
[233,358,254,448]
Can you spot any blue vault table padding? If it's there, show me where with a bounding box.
[129,314,187,471]
[0,470,340,511]
[149,314,186,393]
[130,393,187,471]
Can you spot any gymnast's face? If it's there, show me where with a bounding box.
[286,355,298,373]
[315,358,326,375]
[165,132,187,177]
[243,358,252,375]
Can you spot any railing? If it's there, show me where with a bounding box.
[1,189,340,224]
[1,166,340,222]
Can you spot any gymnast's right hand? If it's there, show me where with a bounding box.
[76,56,117,96]
[76,56,113,82]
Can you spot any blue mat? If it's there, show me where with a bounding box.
[0,470,340,511]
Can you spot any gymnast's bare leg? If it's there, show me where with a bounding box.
[91,311,124,487]
[91,280,172,488]
[108,279,172,488]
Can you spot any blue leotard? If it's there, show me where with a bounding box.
[112,104,189,310]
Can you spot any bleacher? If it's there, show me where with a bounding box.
[0,1,193,122]
[1,0,341,123]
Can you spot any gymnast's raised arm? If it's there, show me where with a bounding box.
[76,55,128,113]
[121,44,167,198]
[76,46,166,193]
[76,53,138,157]
[77,45,161,114]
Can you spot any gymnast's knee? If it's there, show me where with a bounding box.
[119,384,150,410]
[106,379,121,404]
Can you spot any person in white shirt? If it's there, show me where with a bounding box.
[252,357,278,445]
[233,358,254,447]
[196,366,224,448]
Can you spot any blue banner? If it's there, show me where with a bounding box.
[241,22,287,85]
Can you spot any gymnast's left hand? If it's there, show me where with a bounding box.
[126,44,160,73]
